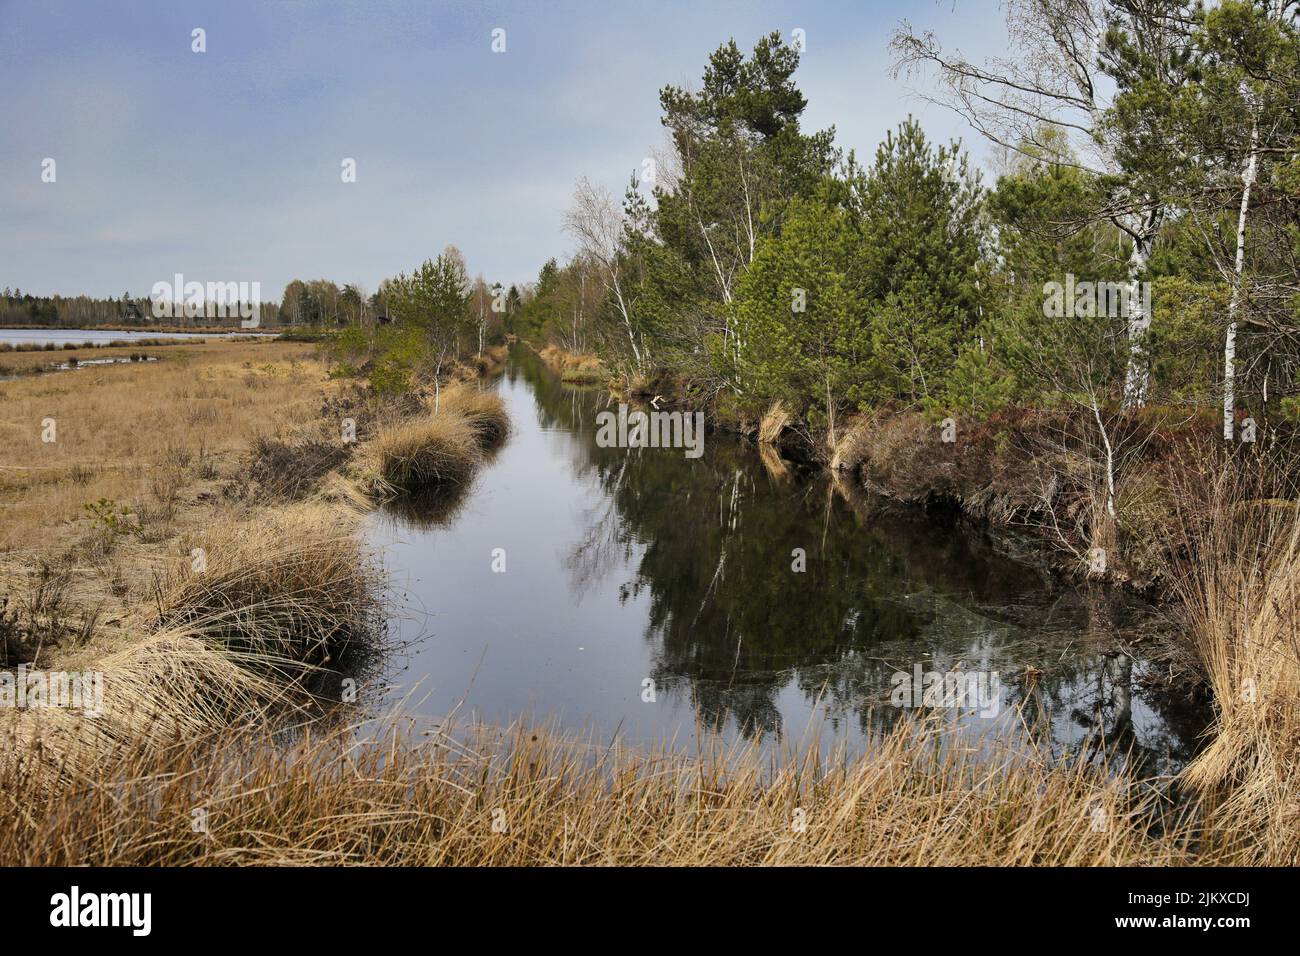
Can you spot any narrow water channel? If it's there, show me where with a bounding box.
[365,347,1206,773]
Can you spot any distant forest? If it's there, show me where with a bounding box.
[0,288,283,329]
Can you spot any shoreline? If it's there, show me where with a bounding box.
[0,337,1288,866]
[1,339,510,783]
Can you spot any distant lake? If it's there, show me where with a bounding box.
[0,327,276,347]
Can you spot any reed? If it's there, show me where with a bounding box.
[1166,446,1300,863]
[758,400,791,445]
[538,344,606,384]
[0,712,1196,866]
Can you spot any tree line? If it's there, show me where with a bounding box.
[0,289,283,328]
[313,245,512,398]
[507,2,1300,449]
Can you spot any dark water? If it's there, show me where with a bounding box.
[365,348,1206,774]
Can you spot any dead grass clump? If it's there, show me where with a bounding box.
[829,416,872,473]
[247,434,352,500]
[758,400,791,445]
[0,560,76,666]
[0,630,287,792]
[538,344,606,385]
[153,505,379,673]
[1168,448,1300,863]
[438,384,509,448]
[472,344,509,376]
[364,413,482,495]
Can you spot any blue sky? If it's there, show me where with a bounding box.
[0,0,1008,300]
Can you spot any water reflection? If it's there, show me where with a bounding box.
[368,348,1207,775]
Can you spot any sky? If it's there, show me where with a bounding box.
[0,0,1010,301]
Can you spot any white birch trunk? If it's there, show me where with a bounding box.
[1121,215,1156,409]
[1224,112,1260,441]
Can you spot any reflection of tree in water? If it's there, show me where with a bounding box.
[520,349,1209,762]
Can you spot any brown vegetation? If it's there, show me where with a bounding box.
[537,344,606,384]
[0,713,1204,866]
[0,338,502,796]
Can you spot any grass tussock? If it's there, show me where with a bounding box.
[472,344,510,376]
[829,416,872,472]
[362,412,483,495]
[538,344,606,385]
[1168,448,1300,863]
[0,714,1194,866]
[155,504,379,671]
[354,384,507,498]
[758,400,791,445]
[247,434,352,500]
[438,383,510,448]
[3,505,381,786]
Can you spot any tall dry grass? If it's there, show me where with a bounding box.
[1167,446,1300,863]
[758,400,791,445]
[361,414,483,494]
[2,505,382,788]
[153,505,381,674]
[537,344,606,384]
[0,339,323,553]
[0,713,1194,866]
[353,386,506,498]
[438,382,510,447]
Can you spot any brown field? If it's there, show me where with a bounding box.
[0,339,359,685]
[0,339,323,555]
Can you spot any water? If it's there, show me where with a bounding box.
[366,347,1206,773]
[0,327,274,347]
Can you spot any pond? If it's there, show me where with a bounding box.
[365,346,1207,774]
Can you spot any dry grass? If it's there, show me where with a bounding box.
[538,344,606,384]
[1167,448,1300,863]
[0,341,384,747]
[152,504,380,674]
[0,504,382,789]
[438,383,510,447]
[360,413,483,495]
[829,416,872,473]
[8,336,1299,866]
[758,400,791,445]
[0,713,1197,866]
[471,343,510,376]
[351,380,505,498]
[0,339,347,685]
[0,339,323,554]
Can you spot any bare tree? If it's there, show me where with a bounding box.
[564,177,645,368]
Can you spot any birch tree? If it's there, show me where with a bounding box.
[564,177,646,369]
[892,0,1196,407]
[1180,0,1299,438]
